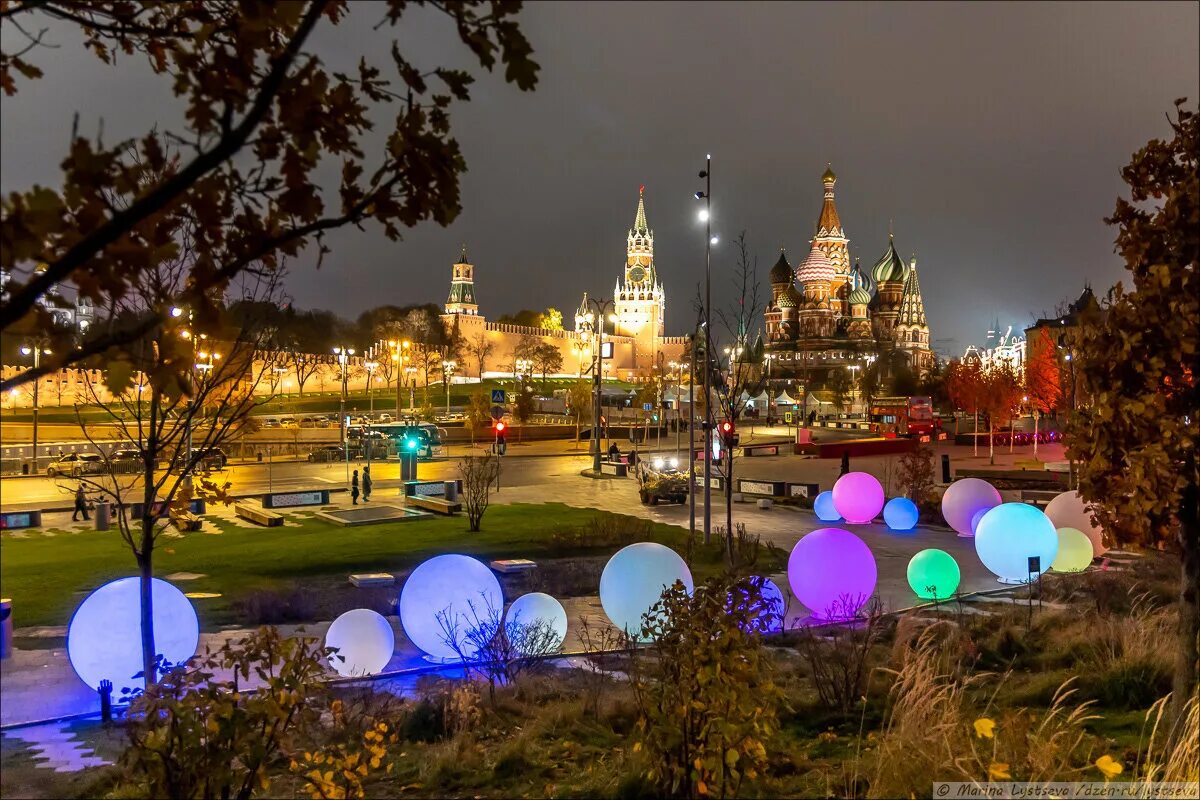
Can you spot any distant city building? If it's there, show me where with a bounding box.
[0,266,94,334]
[764,167,934,382]
[963,322,1026,371]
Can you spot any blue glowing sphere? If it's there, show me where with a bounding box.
[599,542,693,640]
[754,577,786,632]
[505,592,568,654]
[883,497,920,531]
[974,503,1059,583]
[970,508,989,535]
[326,609,395,677]
[814,490,841,521]
[399,554,503,660]
[67,577,199,691]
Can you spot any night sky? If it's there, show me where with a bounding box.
[2,2,1196,356]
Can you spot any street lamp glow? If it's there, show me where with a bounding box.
[710,235,719,245]
[170,307,183,318]
[19,346,31,355]
[697,208,710,222]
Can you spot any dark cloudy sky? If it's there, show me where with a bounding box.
[2,2,1197,355]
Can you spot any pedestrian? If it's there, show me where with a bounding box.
[607,441,620,460]
[362,465,372,503]
[73,483,90,521]
[351,469,360,505]
[808,410,816,427]
[840,450,850,477]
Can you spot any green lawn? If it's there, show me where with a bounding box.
[0,503,781,629]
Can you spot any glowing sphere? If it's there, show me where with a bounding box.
[883,497,920,531]
[974,503,1058,583]
[505,592,568,653]
[399,554,503,660]
[1051,527,1094,573]
[325,609,395,677]
[787,528,877,619]
[970,508,989,535]
[814,490,841,521]
[906,549,961,600]
[734,577,786,632]
[599,542,693,639]
[941,478,1002,537]
[1044,491,1107,556]
[67,577,199,691]
[832,472,885,524]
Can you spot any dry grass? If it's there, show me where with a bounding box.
[1137,691,1200,784]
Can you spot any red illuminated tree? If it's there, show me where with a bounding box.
[1024,326,1062,457]
[945,358,984,455]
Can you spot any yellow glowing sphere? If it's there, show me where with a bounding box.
[1050,527,1094,573]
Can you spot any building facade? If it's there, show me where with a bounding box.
[763,168,934,384]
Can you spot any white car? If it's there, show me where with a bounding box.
[377,413,393,423]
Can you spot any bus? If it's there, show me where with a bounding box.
[868,396,942,439]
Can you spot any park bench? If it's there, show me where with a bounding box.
[235,502,284,527]
[171,511,203,532]
[405,495,462,515]
[1020,489,1060,508]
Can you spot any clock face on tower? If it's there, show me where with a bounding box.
[629,265,646,283]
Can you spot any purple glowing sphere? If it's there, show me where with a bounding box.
[831,472,885,524]
[970,508,989,535]
[787,528,878,619]
[941,478,1002,537]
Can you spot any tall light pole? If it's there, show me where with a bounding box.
[847,364,860,416]
[587,297,614,474]
[696,155,714,545]
[333,345,354,484]
[364,356,379,417]
[19,341,51,474]
[442,359,456,413]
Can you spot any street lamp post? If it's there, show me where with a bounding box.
[847,364,860,416]
[333,345,355,484]
[695,154,714,545]
[442,360,456,413]
[587,297,614,474]
[364,357,379,417]
[19,342,51,473]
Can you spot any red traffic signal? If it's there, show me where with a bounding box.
[494,420,507,433]
[720,420,734,434]
[720,420,739,447]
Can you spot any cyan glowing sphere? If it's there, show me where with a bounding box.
[974,503,1058,583]
[1051,527,1094,573]
[599,542,693,640]
[67,577,199,691]
[787,528,877,619]
[883,497,920,531]
[832,472,885,524]
[505,592,568,653]
[814,490,841,521]
[1044,491,1107,556]
[941,478,1002,536]
[907,549,961,600]
[399,554,503,660]
[325,609,395,677]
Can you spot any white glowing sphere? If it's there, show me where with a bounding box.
[505,592,568,654]
[67,577,199,691]
[941,478,1002,536]
[1044,491,1107,556]
[399,554,503,660]
[974,503,1059,583]
[599,542,693,640]
[1051,527,1094,573]
[325,609,395,677]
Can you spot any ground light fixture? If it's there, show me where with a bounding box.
[906,549,961,600]
[974,503,1059,584]
[1050,527,1095,573]
[813,490,841,521]
[787,528,877,620]
[504,592,568,654]
[399,554,503,661]
[883,496,919,531]
[831,471,885,524]
[1044,490,1107,556]
[325,608,395,677]
[744,576,786,632]
[941,477,1002,537]
[599,542,693,641]
[67,577,199,692]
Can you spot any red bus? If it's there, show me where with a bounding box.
[869,396,941,439]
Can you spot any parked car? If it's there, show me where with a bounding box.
[280,417,298,428]
[45,453,104,478]
[307,445,347,463]
[299,416,318,428]
[261,418,282,429]
[377,413,393,423]
[313,416,333,429]
[109,449,143,474]
[190,447,228,470]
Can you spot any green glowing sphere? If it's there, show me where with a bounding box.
[1050,527,1094,573]
[906,549,961,600]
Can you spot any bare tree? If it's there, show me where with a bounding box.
[467,332,494,380]
[713,232,767,560]
[458,453,499,532]
[70,243,281,689]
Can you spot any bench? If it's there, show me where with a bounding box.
[405,495,462,515]
[171,511,203,532]
[235,502,284,527]
[1020,489,1060,508]
[599,460,627,477]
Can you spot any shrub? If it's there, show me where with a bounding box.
[794,596,887,716]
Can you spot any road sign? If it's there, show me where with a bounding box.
[785,411,793,424]
[490,405,505,420]
[491,389,506,404]
[643,402,653,412]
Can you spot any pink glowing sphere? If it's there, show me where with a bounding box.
[941,478,1002,537]
[787,528,878,619]
[1044,491,1107,556]
[831,472,885,524]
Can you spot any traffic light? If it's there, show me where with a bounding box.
[493,420,507,455]
[720,419,739,448]
[493,420,506,434]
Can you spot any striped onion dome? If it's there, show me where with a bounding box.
[796,242,835,285]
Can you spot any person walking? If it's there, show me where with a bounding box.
[362,464,372,503]
[351,469,360,505]
[73,484,90,521]
[839,450,850,477]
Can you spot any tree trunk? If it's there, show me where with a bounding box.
[138,541,156,688]
[1032,410,1040,458]
[973,408,979,457]
[988,419,995,465]
[725,447,734,564]
[1171,464,1199,730]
